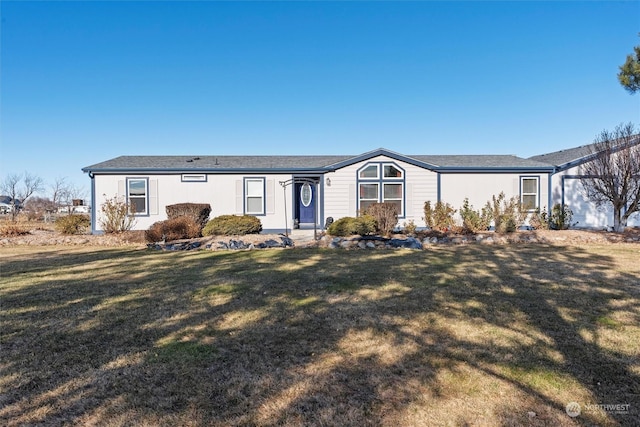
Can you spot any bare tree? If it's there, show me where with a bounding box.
[48,177,88,214]
[1,172,44,221]
[50,177,72,211]
[580,123,640,232]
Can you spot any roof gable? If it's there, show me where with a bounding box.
[324,148,440,170]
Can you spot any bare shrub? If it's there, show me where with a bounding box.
[365,203,398,236]
[0,222,30,237]
[100,195,137,233]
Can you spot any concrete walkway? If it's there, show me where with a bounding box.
[287,229,320,245]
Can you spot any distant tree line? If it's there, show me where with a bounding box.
[0,173,87,221]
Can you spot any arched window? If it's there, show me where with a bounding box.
[357,162,405,217]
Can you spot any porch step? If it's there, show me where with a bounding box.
[288,229,318,243]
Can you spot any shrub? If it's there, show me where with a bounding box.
[145,216,202,242]
[0,222,30,237]
[423,201,456,232]
[549,203,574,230]
[100,195,137,233]
[202,215,262,236]
[459,198,492,233]
[365,203,398,236]
[327,215,377,237]
[529,207,549,230]
[403,220,417,236]
[484,192,526,234]
[166,203,211,230]
[55,214,90,235]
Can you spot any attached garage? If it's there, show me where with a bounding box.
[530,139,640,230]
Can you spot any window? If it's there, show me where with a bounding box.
[181,174,207,182]
[359,183,379,212]
[383,183,403,214]
[127,179,147,215]
[359,164,379,179]
[520,177,539,211]
[357,162,405,216]
[245,178,265,215]
[383,164,402,178]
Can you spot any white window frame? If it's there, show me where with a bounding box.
[382,182,404,215]
[127,178,148,215]
[245,178,265,215]
[520,176,539,211]
[359,164,379,179]
[357,162,405,217]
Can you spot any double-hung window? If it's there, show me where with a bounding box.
[127,178,148,215]
[245,178,265,215]
[357,162,405,217]
[520,177,539,211]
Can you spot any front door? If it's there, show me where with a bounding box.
[296,182,315,225]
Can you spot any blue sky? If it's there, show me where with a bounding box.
[1,1,639,198]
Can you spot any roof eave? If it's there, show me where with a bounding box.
[436,166,555,173]
[82,167,332,175]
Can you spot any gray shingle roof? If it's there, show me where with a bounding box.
[529,135,640,167]
[528,144,596,167]
[411,155,552,168]
[83,150,554,173]
[83,155,353,171]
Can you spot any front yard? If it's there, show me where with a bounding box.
[1,244,639,426]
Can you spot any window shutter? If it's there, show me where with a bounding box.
[235,180,243,213]
[149,179,158,215]
[266,179,275,214]
[349,183,356,216]
[117,180,125,199]
[406,182,413,218]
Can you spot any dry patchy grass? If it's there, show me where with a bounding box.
[1,244,639,426]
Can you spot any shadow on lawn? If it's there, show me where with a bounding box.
[1,244,639,426]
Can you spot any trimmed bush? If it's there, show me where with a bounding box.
[55,214,91,235]
[327,215,377,237]
[365,203,398,236]
[202,215,262,236]
[145,216,202,242]
[166,203,211,230]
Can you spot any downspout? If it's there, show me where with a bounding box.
[548,167,555,212]
[88,172,97,235]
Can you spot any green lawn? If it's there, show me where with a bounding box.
[1,244,639,426]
